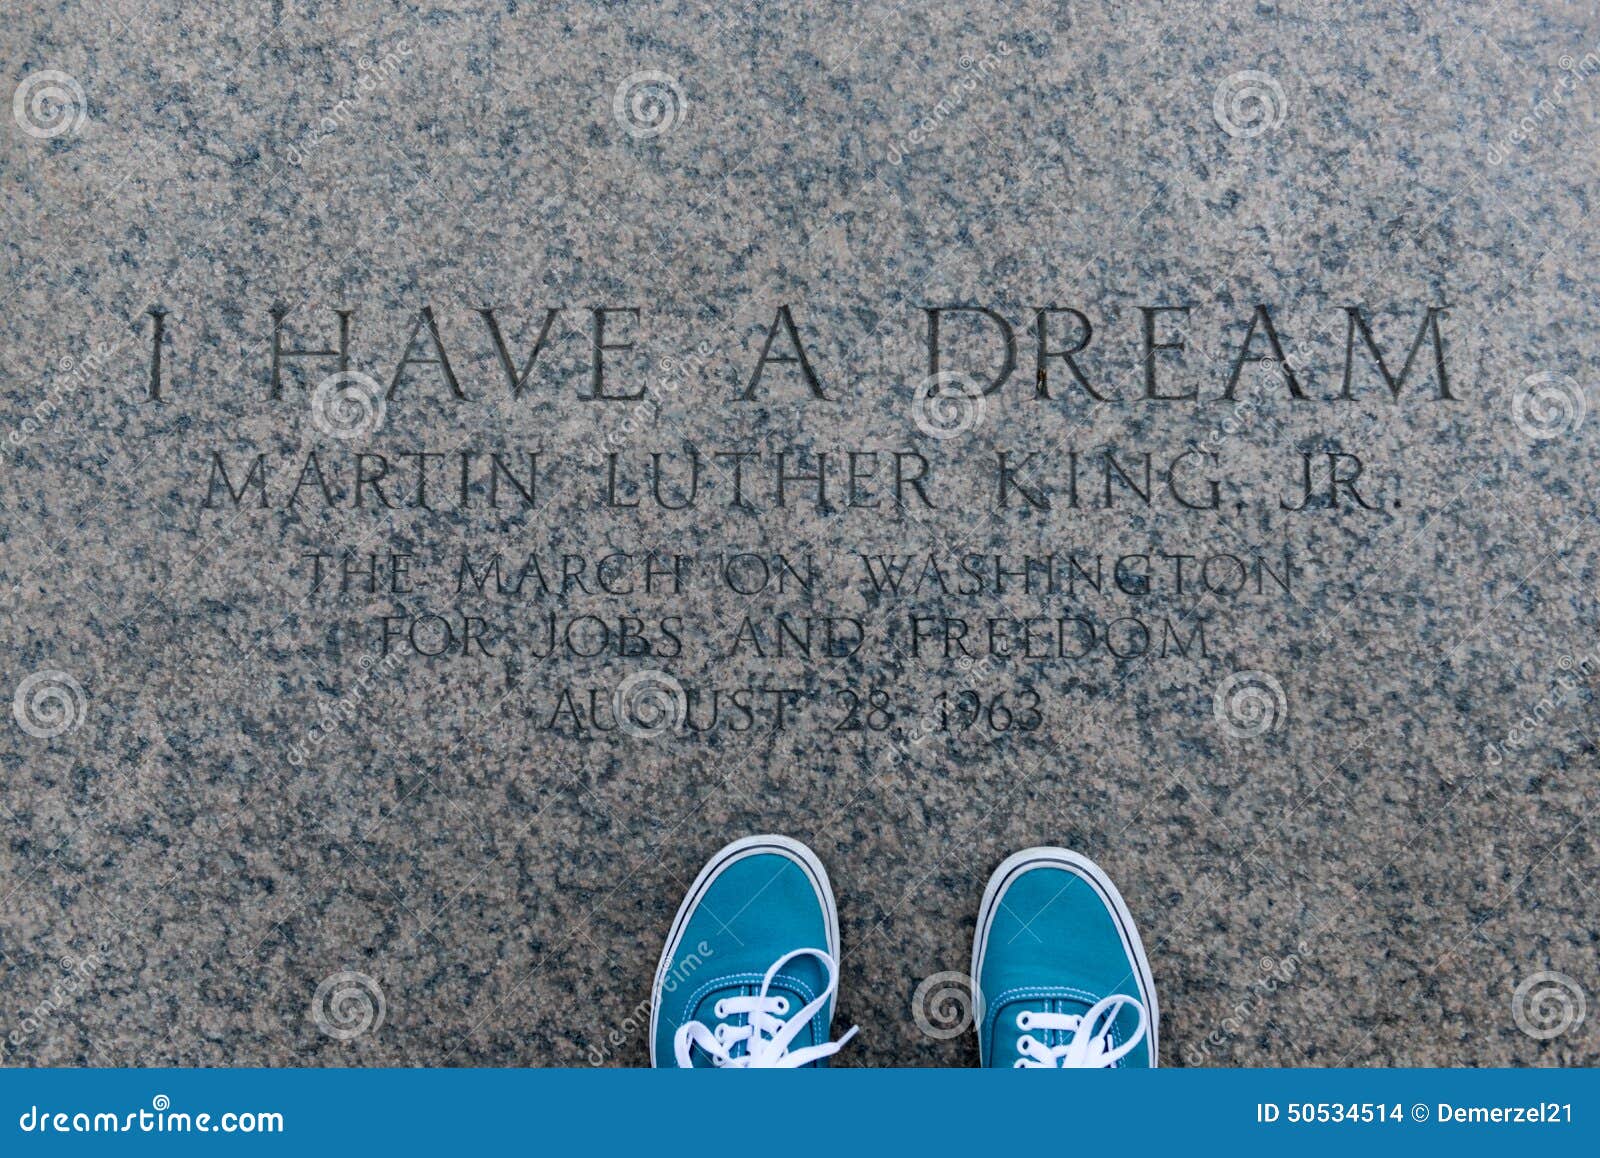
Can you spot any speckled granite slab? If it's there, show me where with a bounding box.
[1,1,1595,1067]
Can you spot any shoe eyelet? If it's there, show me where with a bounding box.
[1017,1034,1038,1053]
[1015,1012,1032,1030]
[713,1000,728,1018]
[773,997,788,1014]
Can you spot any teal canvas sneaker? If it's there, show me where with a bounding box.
[650,834,857,1067]
[972,847,1158,1068]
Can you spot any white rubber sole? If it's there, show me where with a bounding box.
[648,833,839,1066]
[971,846,1159,1066]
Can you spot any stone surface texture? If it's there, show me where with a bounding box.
[1,1,1597,1066]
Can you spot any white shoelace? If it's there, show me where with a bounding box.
[673,948,858,1068]
[1011,994,1148,1068]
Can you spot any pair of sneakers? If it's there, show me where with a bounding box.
[651,835,1158,1068]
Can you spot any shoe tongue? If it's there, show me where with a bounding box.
[704,978,810,1008]
[1016,994,1093,1018]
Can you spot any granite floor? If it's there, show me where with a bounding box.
[0,0,1597,1066]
